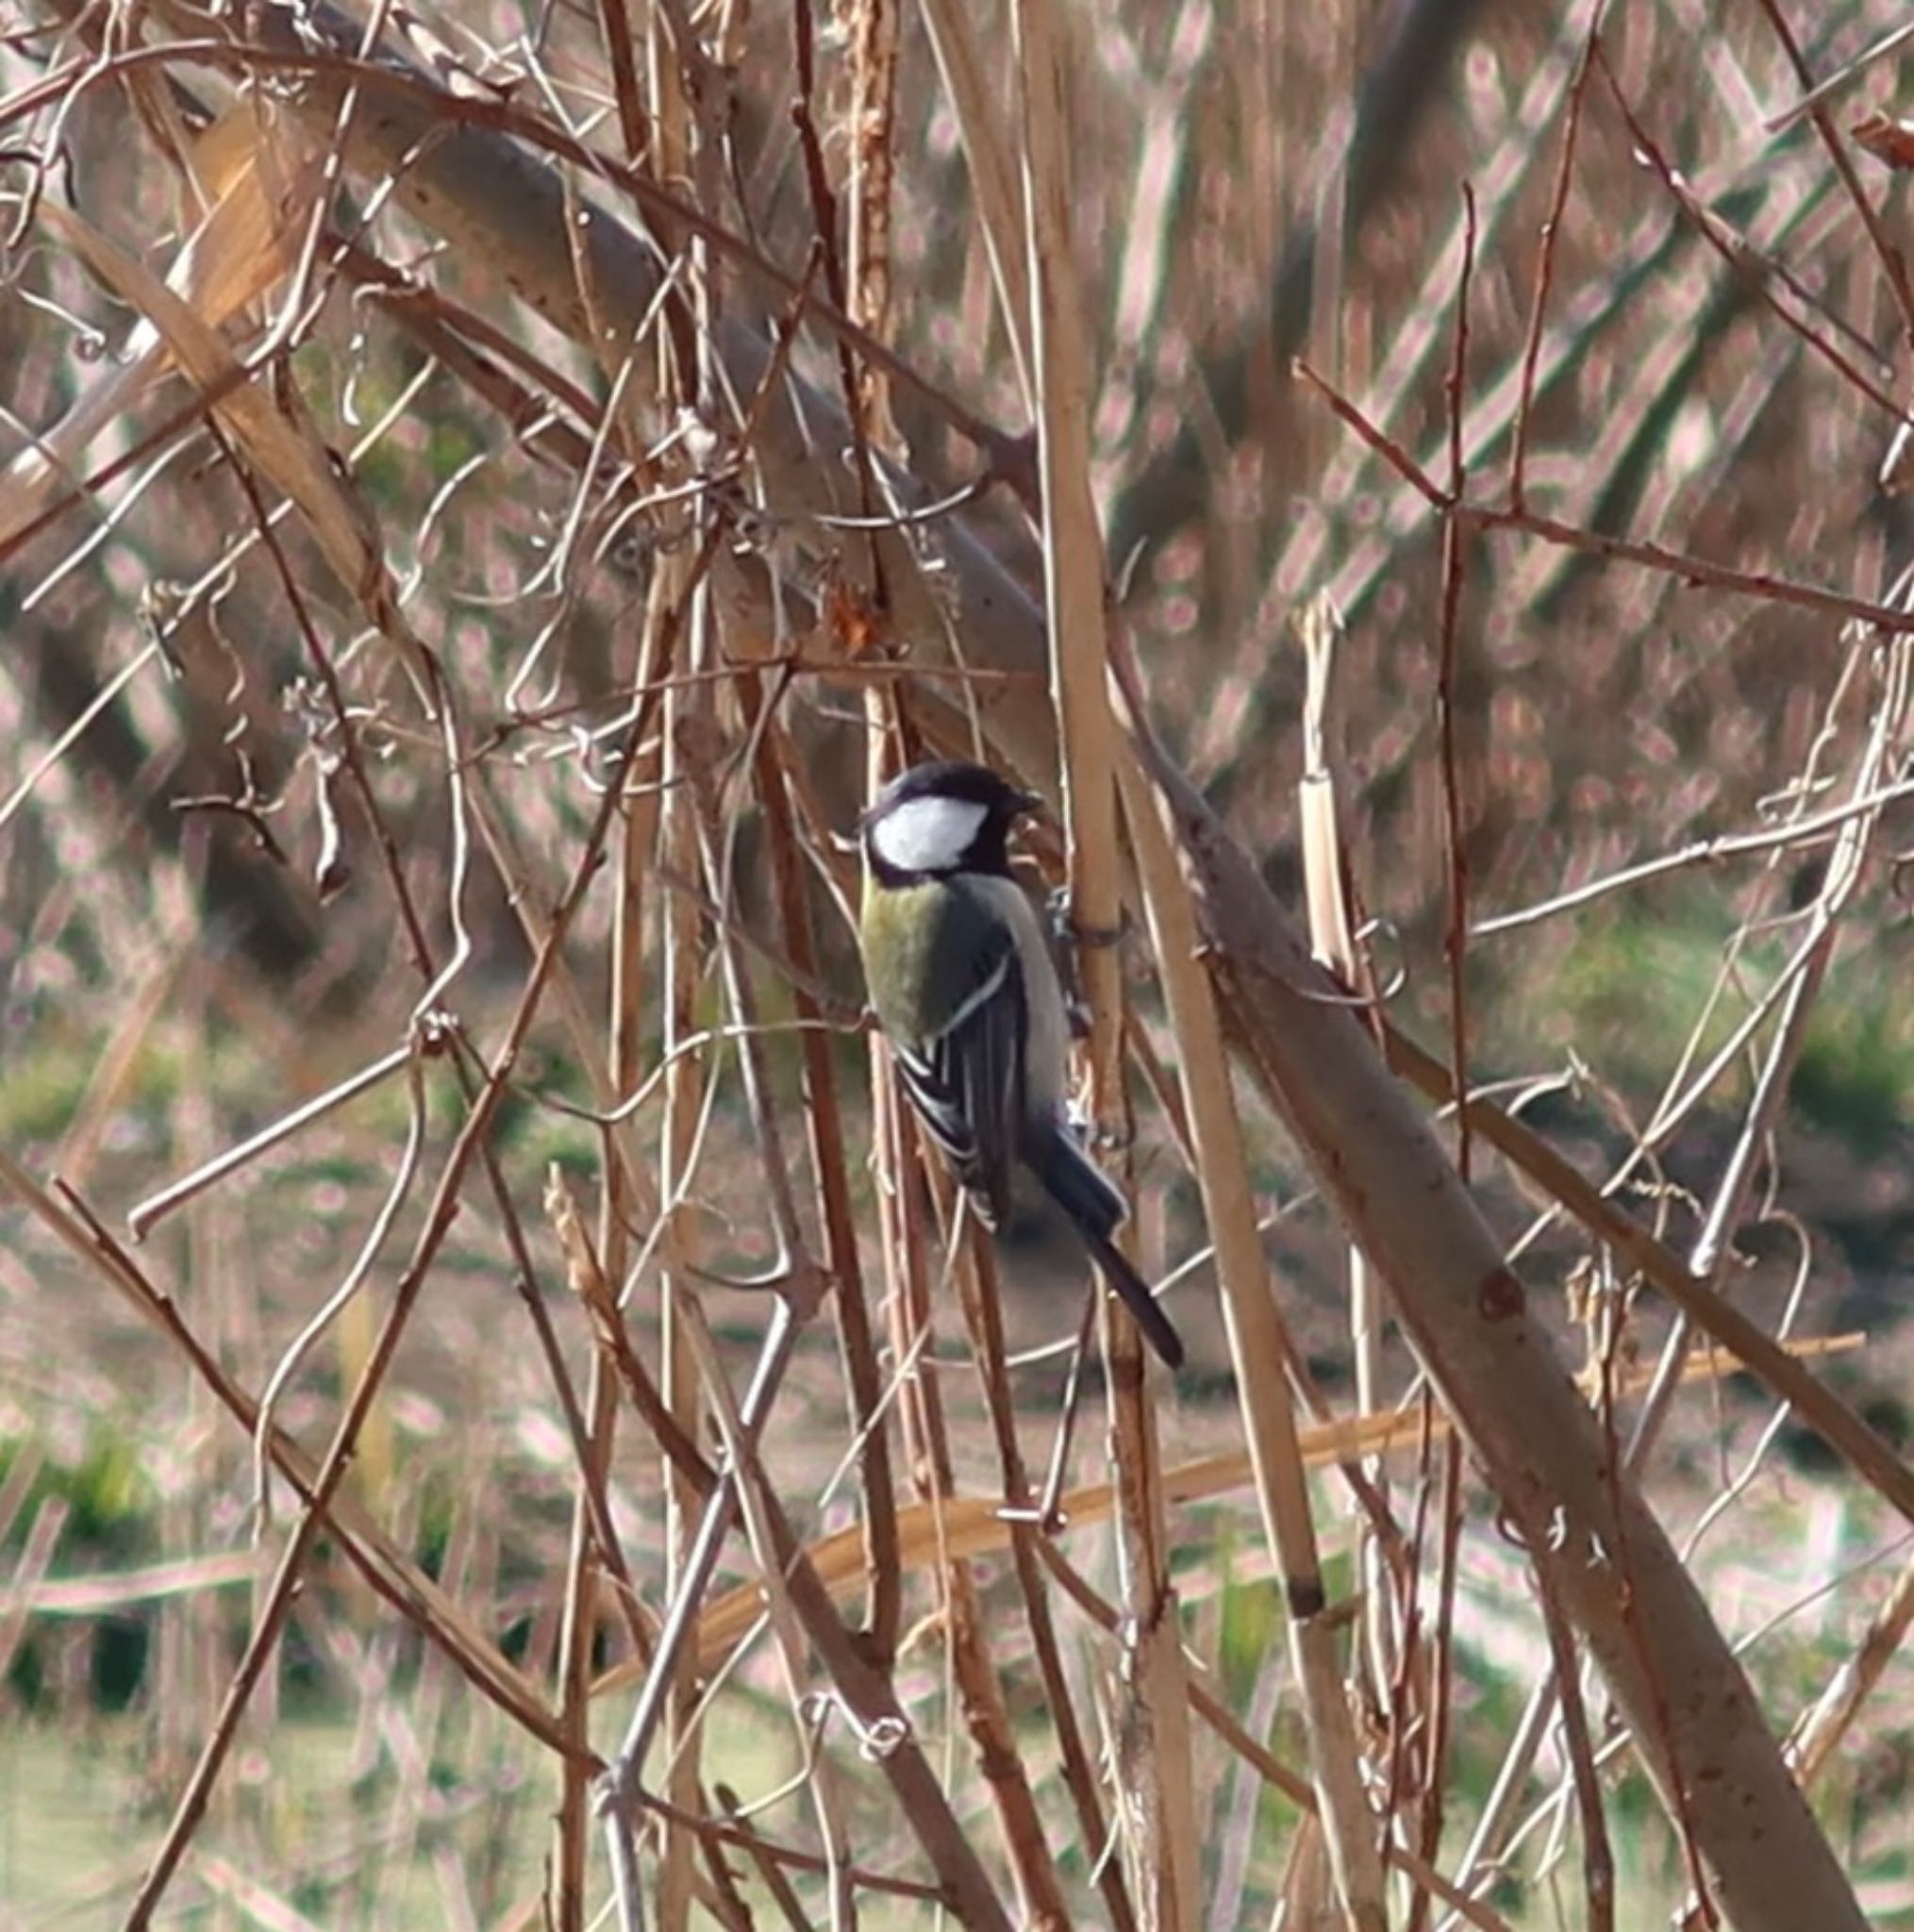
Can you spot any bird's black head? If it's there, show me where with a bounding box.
[861,760,1043,883]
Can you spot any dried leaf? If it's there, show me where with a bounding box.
[0,102,312,545]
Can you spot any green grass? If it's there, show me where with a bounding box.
[0,1713,552,1928]
[1471,898,1914,1151]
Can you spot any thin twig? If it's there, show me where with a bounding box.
[1510,5,1604,510]
[1296,353,1914,633]
[1436,181,1476,1183]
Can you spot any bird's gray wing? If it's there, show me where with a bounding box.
[892,907,1026,1228]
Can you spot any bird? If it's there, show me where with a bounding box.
[857,758,1185,1370]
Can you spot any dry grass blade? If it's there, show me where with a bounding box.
[575,1331,1858,1684]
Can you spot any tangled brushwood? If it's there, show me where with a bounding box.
[3,5,1913,1929]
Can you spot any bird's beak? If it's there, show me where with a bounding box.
[1011,787,1046,820]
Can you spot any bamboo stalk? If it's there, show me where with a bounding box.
[1118,732,1388,1932]
[1012,2,1197,1921]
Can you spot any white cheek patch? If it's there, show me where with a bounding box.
[871,796,989,873]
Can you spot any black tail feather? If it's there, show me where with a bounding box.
[1025,1124,1185,1370]
[1084,1227,1187,1370]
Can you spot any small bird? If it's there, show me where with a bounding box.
[857,759,1185,1370]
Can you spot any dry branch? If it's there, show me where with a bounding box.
[1127,736,1872,1932]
